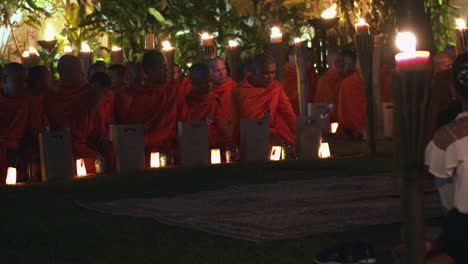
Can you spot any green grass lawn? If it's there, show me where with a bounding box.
[0,139,400,264]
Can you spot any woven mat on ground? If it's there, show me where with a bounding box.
[80,173,442,242]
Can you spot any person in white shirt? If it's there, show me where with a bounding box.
[425,52,468,263]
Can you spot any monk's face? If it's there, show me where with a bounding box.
[343,56,355,75]
[191,70,211,94]
[328,54,343,73]
[60,60,84,87]
[4,69,25,97]
[253,63,276,88]
[146,55,167,84]
[210,60,227,86]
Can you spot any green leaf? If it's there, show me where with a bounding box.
[148,7,165,23]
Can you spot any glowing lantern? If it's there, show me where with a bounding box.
[44,23,55,41]
[161,40,174,52]
[318,142,331,158]
[201,32,214,46]
[81,42,91,53]
[331,122,339,133]
[455,18,466,29]
[354,18,369,35]
[228,39,239,48]
[29,47,38,55]
[150,152,160,168]
[5,167,17,185]
[22,50,29,58]
[76,159,87,177]
[270,146,282,161]
[270,27,283,43]
[321,4,337,19]
[111,46,122,52]
[293,37,302,44]
[394,32,430,71]
[160,154,167,167]
[211,149,221,164]
[63,45,72,54]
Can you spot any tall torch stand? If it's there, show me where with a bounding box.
[294,40,308,116]
[354,20,376,155]
[394,32,432,264]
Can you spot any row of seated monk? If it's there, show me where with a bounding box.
[0,46,457,182]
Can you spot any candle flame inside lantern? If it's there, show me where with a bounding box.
[318,142,331,158]
[22,50,29,58]
[201,32,213,40]
[271,27,282,39]
[358,17,366,24]
[45,23,55,41]
[270,146,282,161]
[293,37,302,44]
[150,152,160,168]
[76,159,87,177]
[81,42,91,53]
[321,3,337,19]
[5,167,17,185]
[211,149,221,164]
[111,46,121,52]
[456,18,466,29]
[228,39,239,48]
[161,40,174,51]
[395,32,417,54]
[331,122,339,133]
[64,45,72,54]
[29,47,38,55]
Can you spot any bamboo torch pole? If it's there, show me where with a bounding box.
[270,27,285,85]
[393,32,432,264]
[354,18,376,155]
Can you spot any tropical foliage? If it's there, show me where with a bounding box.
[0,0,460,65]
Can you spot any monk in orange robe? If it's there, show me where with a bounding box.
[207,57,236,119]
[232,53,296,145]
[174,64,191,96]
[283,47,319,114]
[118,51,184,164]
[0,63,47,182]
[44,55,108,174]
[183,63,230,147]
[315,51,344,122]
[108,64,128,94]
[337,69,366,139]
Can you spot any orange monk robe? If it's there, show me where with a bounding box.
[45,84,110,173]
[212,77,236,120]
[231,80,296,145]
[337,72,366,139]
[96,90,115,139]
[315,69,344,122]
[183,91,230,147]
[284,63,320,114]
[175,76,191,96]
[44,84,98,131]
[0,95,46,181]
[117,81,184,153]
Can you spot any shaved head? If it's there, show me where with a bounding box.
[57,55,84,88]
[206,57,227,85]
[3,62,25,97]
[250,53,276,88]
[190,63,211,94]
[327,50,343,73]
[142,50,167,85]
